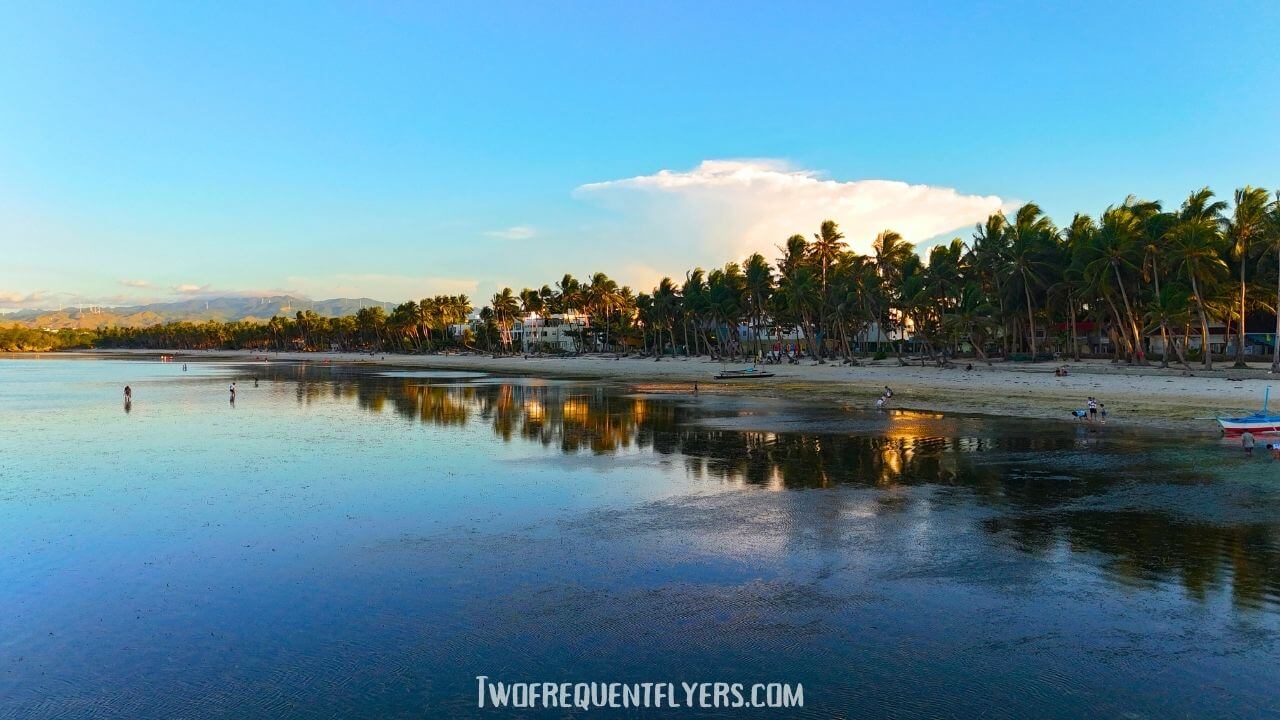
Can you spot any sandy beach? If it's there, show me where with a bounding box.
[43,348,1280,433]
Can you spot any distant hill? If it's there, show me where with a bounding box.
[3,295,398,329]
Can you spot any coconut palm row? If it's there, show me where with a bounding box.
[84,185,1280,366]
[465,186,1277,369]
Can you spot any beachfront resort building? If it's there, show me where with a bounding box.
[511,312,589,352]
[450,312,590,352]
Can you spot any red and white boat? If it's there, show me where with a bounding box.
[1218,387,1280,436]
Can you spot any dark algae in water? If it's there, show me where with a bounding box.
[1,358,1278,718]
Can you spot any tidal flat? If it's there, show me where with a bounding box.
[1,358,1278,718]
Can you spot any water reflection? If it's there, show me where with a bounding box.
[237,362,1280,612]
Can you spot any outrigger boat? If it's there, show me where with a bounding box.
[713,365,775,380]
[1218,387,1280,436]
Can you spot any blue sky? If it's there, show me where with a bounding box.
[2,1,1278,309]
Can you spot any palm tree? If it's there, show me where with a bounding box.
[585,272,620,352]
[651,277,680,357]
[809,220,846,357]
[743,253,773,358]
[872,230,914,361]
[1169,215,1227,369]
[518,288,544,353]
[490,288,519,352]
[1000,204,1056,358]
[1265,191,1280,372]
[776,265,821,359]
[1144,283,1191,368]
[1226,186,1272,367]
[1084,206,1146,363]
[681,269,708,356]
[941,283,997,364]
[967,213,1010,356]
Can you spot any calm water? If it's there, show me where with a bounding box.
[2,358,1279,718]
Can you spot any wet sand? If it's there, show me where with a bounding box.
[53,349,1280,431]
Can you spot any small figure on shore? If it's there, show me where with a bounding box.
[693,381,699,396]
[883,386,893,399]
[965,363,973,371]
[1243,431,1256,455]
[1087,397,1098,422]
[1269,443,1280,460]
[124,385,132,401]
[1099,404,1107,424]
[229,382,236,402]
[253,376,259,387]
[182,363,187,371]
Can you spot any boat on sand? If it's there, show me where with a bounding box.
[1218,387,1280,436]
[714,366,775,380]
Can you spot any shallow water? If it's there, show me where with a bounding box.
[1,358,1278,718]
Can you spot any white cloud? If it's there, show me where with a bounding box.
[119,279,152,288]
[574,159,1006,278]
[486,225,537,240]
[0,290,51,309]
[172,283,208,294]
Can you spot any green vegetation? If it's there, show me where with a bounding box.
[0,325,98,352]
[12,187,1280,368]
[487,186,1280,369]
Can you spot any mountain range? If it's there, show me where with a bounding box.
[3,296,398,329]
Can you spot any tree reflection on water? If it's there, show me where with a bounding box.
[255,363,1280,611]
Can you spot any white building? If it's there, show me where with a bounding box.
[512,312,589,351]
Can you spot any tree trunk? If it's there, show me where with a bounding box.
[1111,262,1145,364]
[1273,248,1280,373]
[1068,297,1080,361]
[970,329,991,365]
[1022,279,1037,359]
[1189,272,1213,370]
[1234,259,1248,368]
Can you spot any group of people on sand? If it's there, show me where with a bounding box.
[875,386,893,409]
[1071,397,1107,423]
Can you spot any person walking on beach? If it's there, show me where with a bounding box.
[124,385,132,401]
[229,382,236,401]
[1243,431,1256,455]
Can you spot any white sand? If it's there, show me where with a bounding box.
[56,349,1279,431]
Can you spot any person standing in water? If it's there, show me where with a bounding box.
[124,385,132,401]
[229,382,236,402]
[1242,431,1256,455]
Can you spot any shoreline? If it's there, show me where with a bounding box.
[24,348,1277,433]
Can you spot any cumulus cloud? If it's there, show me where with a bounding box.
[0,290,52,310]
[575,159,1006,279]
[486,225,537,240]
